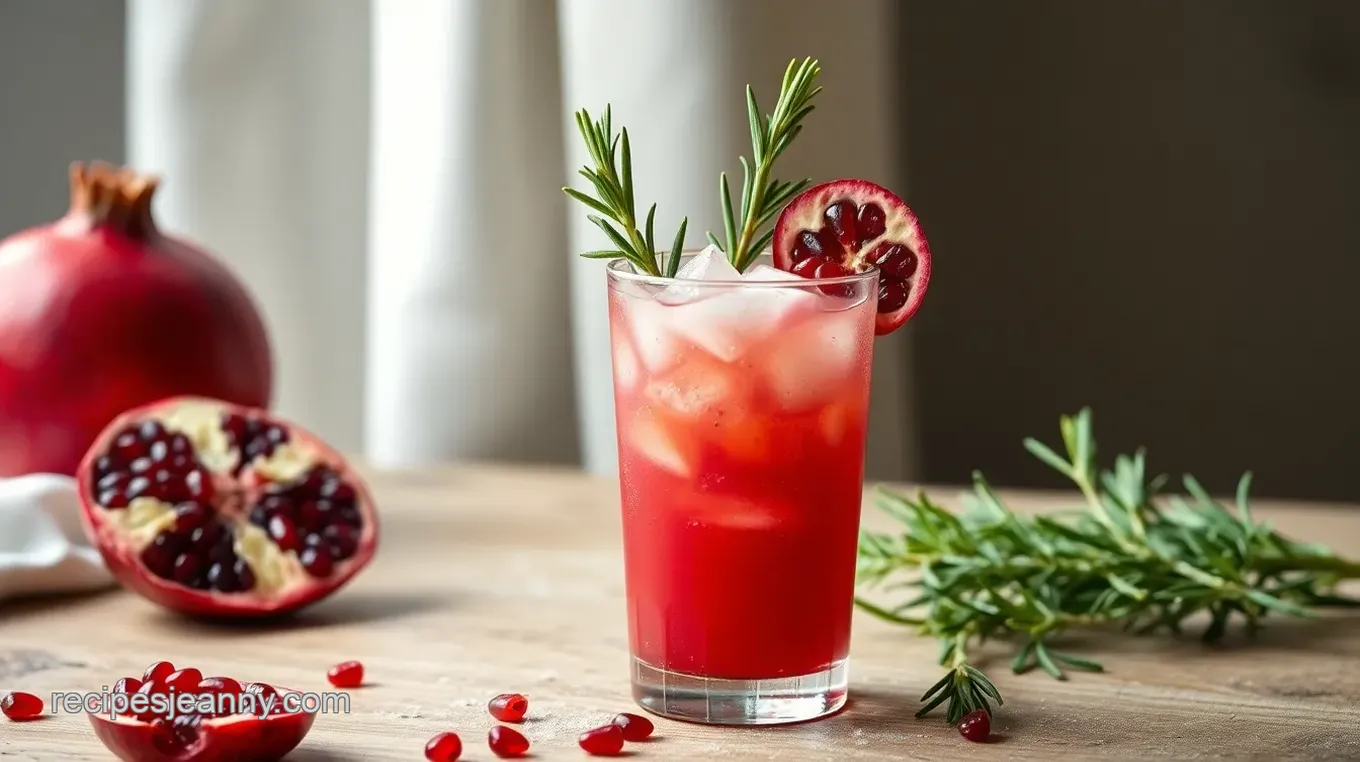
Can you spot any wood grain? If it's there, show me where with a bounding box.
[3,464,1360,760]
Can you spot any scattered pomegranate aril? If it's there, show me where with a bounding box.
[578,723,626,756]
[76,396,380,619]
[488,725,531,758]
[611,712,655,741]
[0,162,273,479]
[958,709,991,742]
[90,663,315,762]
[425,731,464,762]
[1,691,43,721]
[487,692,528,722]
[327,660,364,688]
[773,178,932,335]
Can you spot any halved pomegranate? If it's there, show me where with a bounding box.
[89,661,315,762]
[76,396,378,618]
[772,178,932,335]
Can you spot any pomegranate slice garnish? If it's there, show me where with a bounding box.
[88,662,315,762]
[773,178,932,335]
[487,692,528,722]
[76,396,379,619]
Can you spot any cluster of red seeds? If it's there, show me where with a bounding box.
[115,660,292,753]
[421,691,657,760]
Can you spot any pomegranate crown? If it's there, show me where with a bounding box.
[67,161,161,237]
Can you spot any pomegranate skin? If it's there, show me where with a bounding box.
[0,162,272,478]
[87,685,316,762]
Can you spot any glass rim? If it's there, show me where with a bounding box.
[604,249,878,288]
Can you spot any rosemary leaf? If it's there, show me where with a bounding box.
[857,407,1360,724]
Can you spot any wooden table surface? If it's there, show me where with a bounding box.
[4,464,1360,761]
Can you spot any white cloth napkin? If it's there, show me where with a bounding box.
[0,474,115,604]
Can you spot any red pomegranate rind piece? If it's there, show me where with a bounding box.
[88,683,315,762]
[772,178,932,335]
[76,396,379,619]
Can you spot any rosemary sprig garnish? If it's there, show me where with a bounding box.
[563,106,688,277]
[856,408,1360,725]
[710,57,824,273]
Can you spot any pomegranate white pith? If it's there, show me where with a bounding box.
[773,178,932,335]
[78,396,377,617]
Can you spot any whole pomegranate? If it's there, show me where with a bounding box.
[0,161,272,477]
[78,396,378,618]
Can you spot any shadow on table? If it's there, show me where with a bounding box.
[285,747,366,762]
[150,590,451,635]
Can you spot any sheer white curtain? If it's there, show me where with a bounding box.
[127,0,917,480]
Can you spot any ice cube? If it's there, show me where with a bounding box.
[611,334,640,391]
[658,245,742,305]
[644,358,738,417]
[626,299,682,372]
[742,263,805,283]
[684,493,788,531]
[628,415,691,477]
[667,281,818,362]
[762,309,866,409]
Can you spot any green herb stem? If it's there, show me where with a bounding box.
[857,408,1360,724]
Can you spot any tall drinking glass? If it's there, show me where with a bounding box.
[606,252,879,725]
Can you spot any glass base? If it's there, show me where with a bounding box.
[631,656,848,725]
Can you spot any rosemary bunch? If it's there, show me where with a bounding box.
[856,408,1360,725]
[563,106,689,277]
[710,57,823,272]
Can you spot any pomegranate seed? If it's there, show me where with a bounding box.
[578,724,625,756]
[823,200,859,249]
[143,661,176,686]
[267,514,301,552]
[487,726,530,758]
[958,709,991,742]
[487,692,528,722]
[327,660,364,688]
[300,545,334,577]
[855,202,887,244]
[611,712,654,741]
[113,677,143,695]
[198,676,242,695]
[174,503,209,532]
[133,681,165,721]
[165,668,202,694]
[1,691,42,720]
[425,731,464,761]
[878,280,909,312]
[243,682,281,714]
